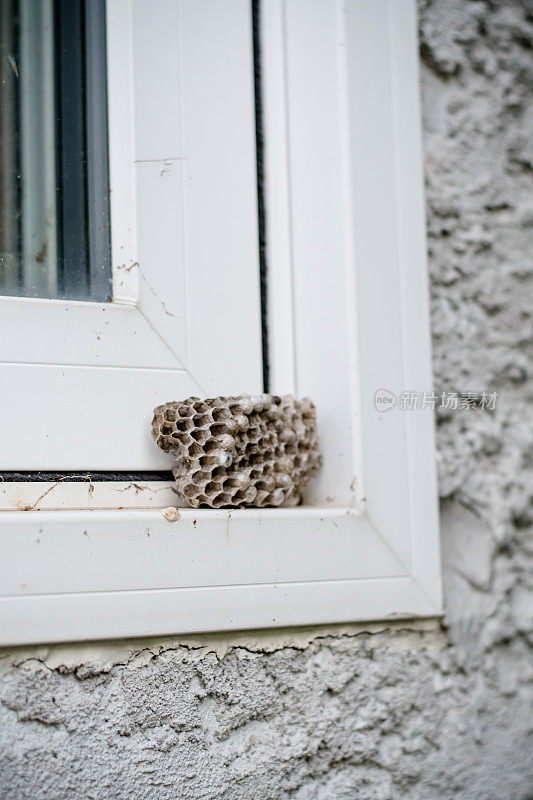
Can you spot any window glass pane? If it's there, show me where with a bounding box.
[0,0,111,301]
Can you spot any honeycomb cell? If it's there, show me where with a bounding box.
[151,394,321,508]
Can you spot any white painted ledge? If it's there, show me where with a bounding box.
[0,507,439,646]
[0,481,179,511]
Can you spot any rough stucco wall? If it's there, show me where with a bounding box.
[1,0,532,797]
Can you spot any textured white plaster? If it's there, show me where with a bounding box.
[0,621,439,676]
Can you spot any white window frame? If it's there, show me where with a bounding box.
[0,0,441,646]
[0,0,263,470]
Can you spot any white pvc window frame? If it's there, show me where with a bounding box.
[0,0,441,646]
[0,0,263,469]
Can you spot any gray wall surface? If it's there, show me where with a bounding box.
[1,1,532,797]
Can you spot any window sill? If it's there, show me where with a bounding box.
[0,503,441,646]
[0,480,178,512]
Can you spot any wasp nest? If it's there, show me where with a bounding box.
[152,394,321,508]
